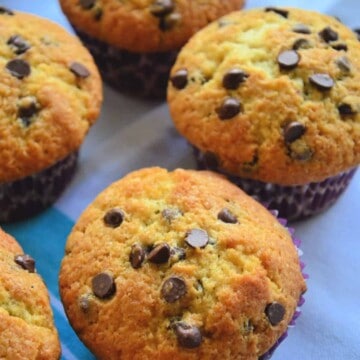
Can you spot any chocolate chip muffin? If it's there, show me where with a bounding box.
[59,167,306,360]
[59,0,245,99]
[167,7,360,221]
[0,7,102,222]
[0,227,61,359]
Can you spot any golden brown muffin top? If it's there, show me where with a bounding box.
[0,228,61,359]
[168,7,360,185]
[59,0,245,52]
[0,9,102,182]
[59,167,306,360]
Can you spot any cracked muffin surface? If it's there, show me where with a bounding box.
[59,167,306,360]
[168,7,360,185]
[0,228,61,360]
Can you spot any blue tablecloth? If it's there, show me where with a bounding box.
[2,1,360,359]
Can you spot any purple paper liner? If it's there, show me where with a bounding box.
[194,147,357,222]
[0,152,78,223]
[258,211,308,360]
[73,27,179,100]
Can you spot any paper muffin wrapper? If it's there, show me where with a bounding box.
[0,151,78,223]
[73,27,178,100]
[194,147,357,222]
[259,210,308,360]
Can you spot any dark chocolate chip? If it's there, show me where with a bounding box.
[354,28,360,41]
[79,0,96,10]
[277,50,300,70]
[331,43,348,51]
[265,302,286,326]
[170,69,188,89]
[6,59,31,79]
[309,73,334,91]
[216,98,241,120]
[159,12,181,31]
[69,62,90,78]
[283,121,306,143]
[14,254,35,273]
[129,244,146,269]
[148,243,171,264]
[150,0,174,17]
[292,24,311,34]
[217,208,238,224]
[336,56,351,72]
[338,103,356,116]
[94,8,103,21]
[162,208,182,223]
[265,7,289,18]
[18,97,37,121]
[103,208,124,228]
[92,272,116,299]
[161,276,187,303]
[222,68,249,90]
[185,229,209,249]
[7,35,31,55]
[292,38,311,50]
[0,6,14,15]
[173,322,202,348]
[319,26,338,43]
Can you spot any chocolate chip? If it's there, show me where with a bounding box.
[265,7,289,18]
[161,276,187,303]
[331,43,348,51]
[150,0,174,17]
[148,243,171,264]
[129,244,146,269]
[18,97,38,125]
[162,208,182,223]
[292,24,311,34]
[14,254,36,273]
[92,272,116,299]
[170,69,188,89]
[309,73,334,91]
[338,103,356,116]
[79,0,96,10]
[7,35,31,55]
[185,229,209,249]
[277,50,300,70]
[217,208,238,224]
[173,322,202,348]
[319,26,338,43]
[265,302,285,326]
[159,12,181,31]
[292,38,311,50]
[69,62,90,78]
[222,68,249,90]
[336,56,351,72]
[6,59,31,79]
[283,121,306,143]
[103,208,124,228]
[0,6,14,15]
[201,151,219,169]
[216,98,241,120]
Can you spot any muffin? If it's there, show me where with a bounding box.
[0,7,102,222]
[0,227,61,359]
[167,7,360,221]
[59,0,245,99]
[59,167,306,360]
